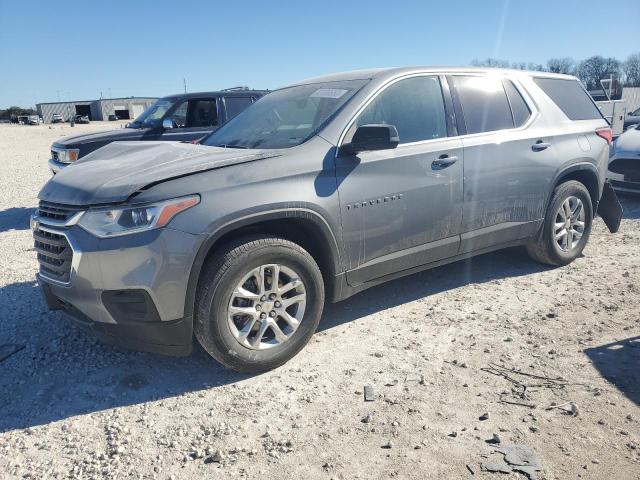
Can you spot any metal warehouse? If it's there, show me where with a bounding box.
[36,97,157,124]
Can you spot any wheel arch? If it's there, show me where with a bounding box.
[183,208,342,321]
[549,163,601,214]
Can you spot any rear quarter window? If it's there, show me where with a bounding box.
[533,77,603,121]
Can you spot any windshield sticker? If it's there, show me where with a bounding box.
[310,88,348,99]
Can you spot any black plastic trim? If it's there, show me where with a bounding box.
[597,181,623,233]
[439,75,459,137]
[446,75,467,136]
[102,289,161,323]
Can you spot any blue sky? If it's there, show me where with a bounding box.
[0,0,638,108]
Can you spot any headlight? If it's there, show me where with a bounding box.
[77,195,200,238]
[57,149,80,163]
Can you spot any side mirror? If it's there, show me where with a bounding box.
[341,124,399,154]
[162,118,174,130]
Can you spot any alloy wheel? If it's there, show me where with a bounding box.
[227,264,307,350]
[554,196,586,252]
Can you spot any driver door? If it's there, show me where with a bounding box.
[336,75,464,285]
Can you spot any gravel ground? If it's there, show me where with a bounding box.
[0,122,638,479]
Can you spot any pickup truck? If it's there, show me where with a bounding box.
[48,89,267,174]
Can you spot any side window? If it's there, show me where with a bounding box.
[504,80,531,127]
[169,101,188,128]
[225,96,254,121]
[451,75,514,134]
[533,77,603,121]
[188,99,218,128]
[354,76,447,144]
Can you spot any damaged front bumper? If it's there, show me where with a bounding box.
[32,214,204,356]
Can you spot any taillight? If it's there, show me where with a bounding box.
[595,127,612,145]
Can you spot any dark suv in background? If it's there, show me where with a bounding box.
[48,88,267,173]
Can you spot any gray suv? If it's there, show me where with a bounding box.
[32,67,622,372]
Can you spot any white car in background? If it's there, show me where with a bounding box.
[608,125,640,193]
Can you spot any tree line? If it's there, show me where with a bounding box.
[0,106,37,121]
[471,52,640,90]
[3,53,640,114]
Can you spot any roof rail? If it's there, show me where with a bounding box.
[222,86,250,91]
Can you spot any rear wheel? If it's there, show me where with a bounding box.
[526,180,593,266]
[195,236,324,372]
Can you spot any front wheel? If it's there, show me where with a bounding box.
[195,236,324,372]
[526,180,593,266]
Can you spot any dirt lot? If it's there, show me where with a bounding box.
[0,122,638,479]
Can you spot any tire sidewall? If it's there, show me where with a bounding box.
[544,182,593,265]
[199,244,324,371]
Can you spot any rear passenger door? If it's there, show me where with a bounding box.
[337,75,464,285]
[449,74,557,253]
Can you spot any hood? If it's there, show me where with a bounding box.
[614,126,640,156]
[53,127,147,147]
[38,141,281,206]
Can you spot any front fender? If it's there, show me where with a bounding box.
[181,206,342,321]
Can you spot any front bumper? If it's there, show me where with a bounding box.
[40,280,193,355]
[607,170,640,193]
[34,220,204,356]
[608,154,640,193]
[48,157,69,175]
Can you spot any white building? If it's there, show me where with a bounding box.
[36,97,157,124]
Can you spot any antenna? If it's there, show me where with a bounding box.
[183,78,187,93]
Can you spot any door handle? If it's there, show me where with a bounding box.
[532,140,551,151]
[431,155,459,170]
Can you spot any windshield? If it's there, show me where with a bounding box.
[202,80,368,149]
[128,99,174,129]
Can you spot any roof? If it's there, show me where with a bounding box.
[163,90,269,100]
[284,66,578,88]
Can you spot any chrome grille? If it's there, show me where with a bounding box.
[38,201,83,222]
[34,227,73,283]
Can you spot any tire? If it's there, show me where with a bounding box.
[194,236,324,372]
[526,180,593,266]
